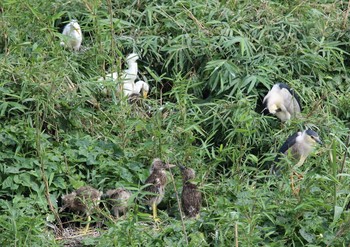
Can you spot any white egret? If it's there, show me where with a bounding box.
[98,53,150,98]
[60,20,82,51]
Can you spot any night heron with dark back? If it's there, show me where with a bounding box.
[272,129,323,193]
[263,83,302,122]
[142,158,175,222]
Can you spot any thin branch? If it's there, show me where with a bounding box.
[36,103,63,234]
[235,222,239,247]
[340,133,350,177]
[343,0,350,29]
[168,166,189,245]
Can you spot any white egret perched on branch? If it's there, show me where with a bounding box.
[263,83,302,122]
[98,53,150,98]
[60,20,82,51]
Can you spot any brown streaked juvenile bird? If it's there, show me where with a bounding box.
[105,188,132,219]
[179,165,202,219]
[142,158,175,221]
[60,185,102,233]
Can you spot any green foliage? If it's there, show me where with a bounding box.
[1,0,350,246]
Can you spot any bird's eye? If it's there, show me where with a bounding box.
[276,108,282,112]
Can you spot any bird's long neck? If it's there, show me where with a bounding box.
[127,62,138,76]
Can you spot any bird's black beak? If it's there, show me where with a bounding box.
[165,163,176,169]
[316,138,323,145]
[178,164,186,171]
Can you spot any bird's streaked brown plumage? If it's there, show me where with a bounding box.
[60,186,102,233]
[142,158,175,221]
[180,166,202,218]
[105,188,131,219]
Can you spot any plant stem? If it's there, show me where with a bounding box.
[343,0,350,29]
[36,103,63,233]
[168,166,188,245]
[339,133,350,177]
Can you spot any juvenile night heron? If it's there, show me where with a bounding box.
[105,188,131,219]
[142,158,175,222]
[263,83,302,121]
[179,165,202,219]
[60,186,102,233]
[98,53,149,98]
[272,129,323,193]
[60,20,82,51]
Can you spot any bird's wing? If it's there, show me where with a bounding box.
[278,83,302,112]
[122,82,135,96]
[278,132,299,154]
[144,173,165,194]
[271,132,300,175]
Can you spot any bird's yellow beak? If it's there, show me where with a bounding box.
[142,91,148,99]
[269,104,278,114]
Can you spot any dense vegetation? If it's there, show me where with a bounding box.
[1,0,350,246]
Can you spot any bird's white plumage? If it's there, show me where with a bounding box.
[286,130,322,168]
[60,20,82,51]
[98,53,150,98]
[293,131,314,158]
[124,80,150,98]
[263,84,301,121]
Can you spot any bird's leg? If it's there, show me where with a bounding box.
[116,210,120,220]
[82,215,91,235]
[152,202,160,222]
[290,172,300,196]
[294,156,306,169]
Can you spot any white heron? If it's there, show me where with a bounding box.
[98,53,150,98]
[60,20,82,51]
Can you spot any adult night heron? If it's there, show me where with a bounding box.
[179,165,202,219]
[272,129,323,193]
[105,188,131,219]
[98,53,150,98]
[263,83,302,122]
[60,186,102,233]
[60,20,82,51]
[142,158,175,222]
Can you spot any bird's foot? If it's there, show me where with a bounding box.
[293,171,304,180]
[290,172,301,196]
[292,186,300,196]
[153,216,161,223]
